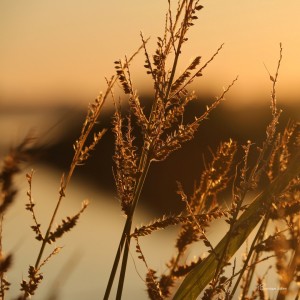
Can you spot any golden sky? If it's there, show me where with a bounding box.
[1,0,300,108]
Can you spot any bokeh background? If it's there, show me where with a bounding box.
[1,0,299,299]
[1,0,300,107]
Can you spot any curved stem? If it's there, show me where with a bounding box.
[33,40,143,273]
[34,98,106,269]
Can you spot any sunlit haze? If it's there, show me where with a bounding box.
[1,0,300,108]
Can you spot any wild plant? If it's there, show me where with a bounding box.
[104,1,300,299]
[0,0,299,299]
[104,0,237,298]
[0,38,145,299]
[0,84,106,298]
[128,42,300,299]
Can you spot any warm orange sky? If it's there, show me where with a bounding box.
[1,0,300,109]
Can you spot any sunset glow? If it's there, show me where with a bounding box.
[1,0,300,108]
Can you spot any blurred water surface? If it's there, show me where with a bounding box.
[5,163,179,299]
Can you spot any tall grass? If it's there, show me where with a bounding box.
[0,0,299,299]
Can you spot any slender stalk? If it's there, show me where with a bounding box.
[34,97,106,269]
[103,223,128,300]
[114,226,134,298]
[165,0,192,101]
[104,9,182,294]
[229,215,269,299]
[240,234,265,298]
[115,156,151,299]
[105,2,200,297]
[33,43,144,275]
[34,181,66,268]
[104,147,151,299]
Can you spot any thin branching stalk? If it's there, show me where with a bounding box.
[201,44,283,299]
[33,42,144,274]
[106,2,234,298]
[16,41,146,300]
[33,95,105,269]
[114,2,200,298]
